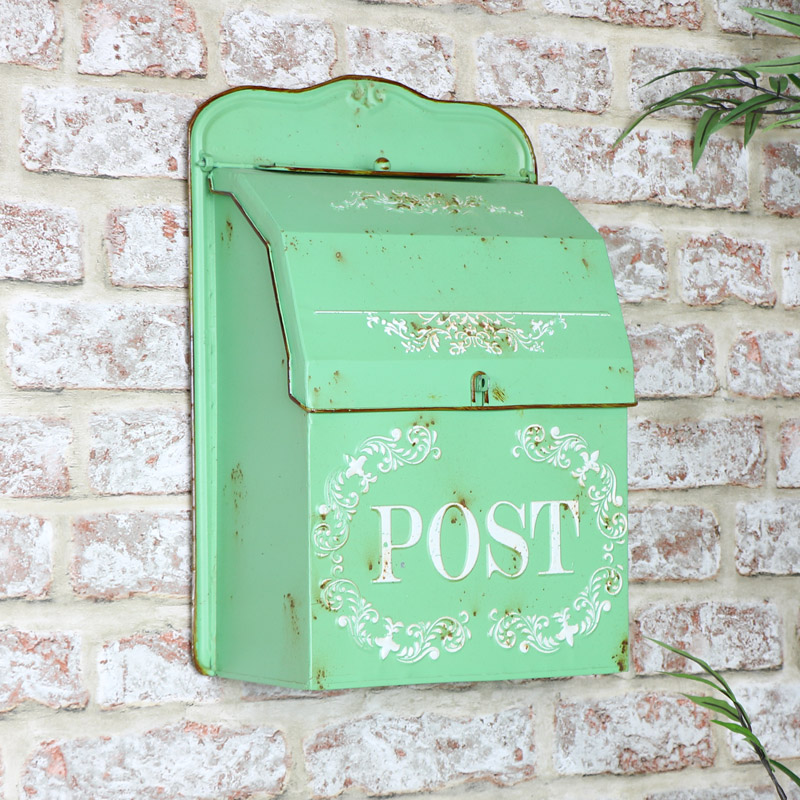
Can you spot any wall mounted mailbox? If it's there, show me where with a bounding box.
[190,78,634,690]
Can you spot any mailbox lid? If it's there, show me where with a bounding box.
[211,167,634,411]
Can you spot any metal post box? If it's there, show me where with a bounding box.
[189,77,635,690]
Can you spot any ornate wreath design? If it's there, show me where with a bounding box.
[314,425,472,663]
[487,424,627,654]
[365,311,568,356]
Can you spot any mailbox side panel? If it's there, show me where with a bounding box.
[193,189,311,685]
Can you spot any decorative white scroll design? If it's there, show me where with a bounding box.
[314,425,472,662]
[488,424,626,655]
[331,190,523,216]
[365,312,568,356]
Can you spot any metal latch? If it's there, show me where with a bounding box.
[471,371,489,406]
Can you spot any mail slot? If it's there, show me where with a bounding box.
[189,77,635,689]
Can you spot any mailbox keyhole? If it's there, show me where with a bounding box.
[471,371,489,406]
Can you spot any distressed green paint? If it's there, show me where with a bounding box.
[190,78,634,689]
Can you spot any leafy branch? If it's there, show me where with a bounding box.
[649,638,800,799]
[618,7,800,167]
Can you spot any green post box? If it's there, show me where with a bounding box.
[190,77,635,689]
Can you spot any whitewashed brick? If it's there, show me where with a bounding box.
[629,417,764,490]
[599,225,668,302]
[7,300,189,390]
[0,513,52,599]
[543,0,701,27]
[305,708,535,796]
[554,693,714,775]
[628,323,717,397]
[679,234,775,306]
[20,87,197,178]
[630,47,736,117]
[106,205,188,288]
[0,0,61,68]
[783,251,800,307]
[89,410,191,495]
[22,722,288,799]
[737,500,800,575]
[633,601,782,673]
[347,27,455,100]
[629,505,720,582]
[0,629,87,712]
[0,417,70,497]
[729,331,800,398]
[539,125,748,210]
[0,203,81,283]
[98,629,221,708]
[221,10,336,88]
[763,142,800,217]
[729,684,800,762]
[646,788,776,800]
[71,511,191,599]
[778,420,800,487]
[79,0,206,78]
[717,0,800,34]
[359,0,525,9]
[476,35,610,112]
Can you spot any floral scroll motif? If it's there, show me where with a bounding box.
[314,425,472,662]
[366,312,568,356]
[488,424,627,655]
[331,190,523,216]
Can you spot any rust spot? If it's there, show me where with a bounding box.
[333,370,341,383]
[367,559,373,571]
[582,257,589,270]
[614,637,629,672]
[225,219,233,241]
[335,251,344,262]
[284,593,300,637]
[491,385,507,402]
[316,667,327,688]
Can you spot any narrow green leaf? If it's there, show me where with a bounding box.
[642,79,743,108]
[681,694,742,722]
[668,672,736,699]
[712,719,765,751]
[770,759,800,788]
[744,110,763,145]
[787,73,800,91]
[720,93,776,125]
[646,638,733,693]
[763,114,800,130]
[744,55,800,74]
[744,6,800,36]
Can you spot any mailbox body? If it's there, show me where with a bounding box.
[190,79,634,689]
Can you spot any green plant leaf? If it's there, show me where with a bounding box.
[770,759,800,788]
[642,79,744,110]
[763,114,800,130]
[744,55,800,74]
[681,694,742,722]
[744,110,763,145]
[712,719,765,752]
[695,108,724,166]
[721,94,777,125]
[788,73,800,91]
[770,74,790,93]
[668,672,736,699]
[744,6,800,36]
[645,638,736,698]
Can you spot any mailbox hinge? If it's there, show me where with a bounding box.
[471,371,489,407]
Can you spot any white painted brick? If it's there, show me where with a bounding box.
[599,224,668,303]
[0,0,61,68]
[22,722,288,799]
[633,601,782,673]
[763,142,800,217]
[0,203,81,283]
[0,513,52,599]
[543,0,701,27]
[729,684,800,762]
[778,420,800,487]
[539,125,748,210]
[79,0,206,77]
[71,511,191,599]
[629,417,764,490]
[0,417,71,497]
[89,409,191,495]
[554,693,714,775]
[7,300,189,391]
[476,35,611,112]
[728,331,800,398]
[305,708,535,796]
[220,10,336,88]
[629,504,720,582]
[628,323,717,397]
[20,87,197,178]
[717,0,800,34]
[347,27,455,100]
[783,251,800,307]
[106,205,188,288]
[737,500,800,575]
[0,628,87,712]
[679,234,775,306]
[98,629,222,708]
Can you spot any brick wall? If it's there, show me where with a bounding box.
[0,0,798,798]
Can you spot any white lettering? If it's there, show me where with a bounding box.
[428,503,480,581]
[486,501,528,578]
[372,505,423,584]
[532,500,581,575]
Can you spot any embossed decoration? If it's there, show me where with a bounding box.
[331,190,523,216]
[488,424,627,655]
[365,312,568,356]
[315,425,472,662]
